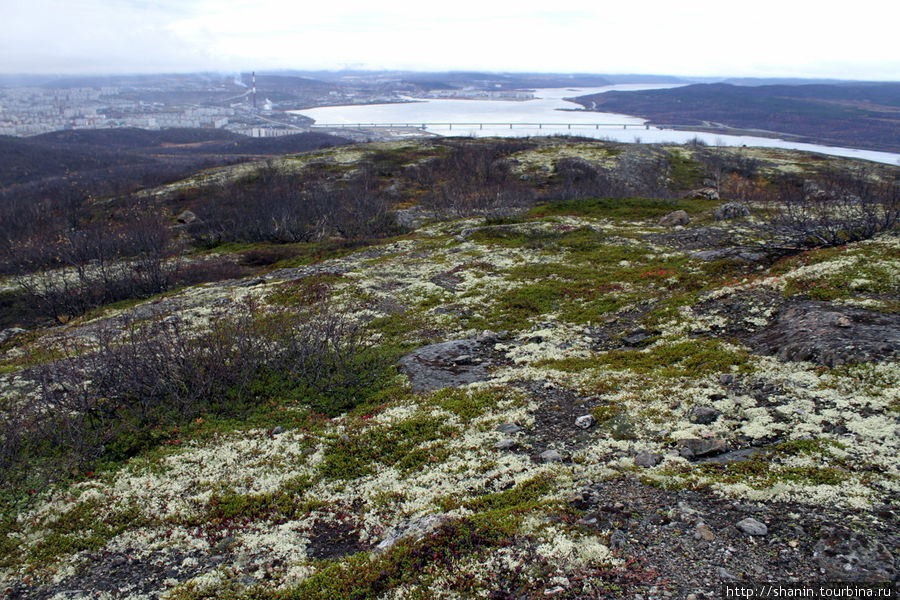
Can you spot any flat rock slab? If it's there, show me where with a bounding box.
[749,300,900,367]
[399,339,492,392]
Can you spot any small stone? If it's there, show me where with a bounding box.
[716,566,738,581]
[609,529,627,550]
[696,523,716,541]
[494,438,517,451]
[540,449,563,463]
[567,491,589,508]
[736,517,768,536]
[575,415,595,429]
[679,438,727,459]
[496,423,522,435]
[0,327,26,344]
[690,406,722,425]
[634,450,663,468]
[215,535,236,553]
[622,329,651,346]
[719,373,734,385]
[477,329,498,343]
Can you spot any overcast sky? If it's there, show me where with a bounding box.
[2,0,898,80]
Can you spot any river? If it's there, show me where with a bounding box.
[292,85,900,166]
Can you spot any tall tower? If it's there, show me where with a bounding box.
[251,71,257,110]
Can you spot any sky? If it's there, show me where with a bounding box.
[1,0,899,80]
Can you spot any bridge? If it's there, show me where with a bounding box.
[309,122,652,131]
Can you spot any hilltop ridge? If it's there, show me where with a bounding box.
[0,137,897,599]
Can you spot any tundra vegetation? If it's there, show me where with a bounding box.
[0,137,898,599]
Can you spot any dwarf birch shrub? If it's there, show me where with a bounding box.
[0,298,394,506]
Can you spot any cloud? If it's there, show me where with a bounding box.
[0,0,897,78]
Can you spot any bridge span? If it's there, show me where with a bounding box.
[309,122,653,131]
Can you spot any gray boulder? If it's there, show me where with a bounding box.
[690,406,722,425]
[540,449,564,463]
[687,187,720,201]
[175,210,198,225]
[659,210,691,227]
[714,202,750,220]
[634,450,663,467]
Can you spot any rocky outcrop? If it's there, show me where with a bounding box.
[175,210,198,225]
[398,331,505,391]
[749,301,900,366]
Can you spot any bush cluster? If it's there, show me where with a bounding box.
[0,299,393,506]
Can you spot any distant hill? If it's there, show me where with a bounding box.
[572,82,900,152]
[0,128,352,192]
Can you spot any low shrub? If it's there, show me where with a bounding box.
[0,298,396,507]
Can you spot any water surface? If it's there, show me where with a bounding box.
[293,86,900,165]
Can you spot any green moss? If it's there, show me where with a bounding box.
[694,458,852,488]
[166,572,251,600]
[774,438,846,457]
[367,311,440,352]
[429,387,506,423]
[281,514,519,600]
[268,273,345,306]
[27,499,151,567]
[434,473,555,513]
[662,437,855,492]
[479,243,690,328]
[598,338,750,378]
[319,414,458,480]
[666,150,706,190]
[592,404,623,423]
[468,224,606,251]
[529,196,703,221]
[782,261,896,302]
[539,338,749,379]
[196,474,316,524]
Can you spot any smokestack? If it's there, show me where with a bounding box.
[252,71,257,110]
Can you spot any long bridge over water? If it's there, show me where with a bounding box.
[309,122,654,131]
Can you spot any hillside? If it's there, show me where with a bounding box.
[0,138,898,599]
[572,83,900,153]
[0,128,352,191]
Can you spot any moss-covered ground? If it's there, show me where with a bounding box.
[0,139,897,599]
